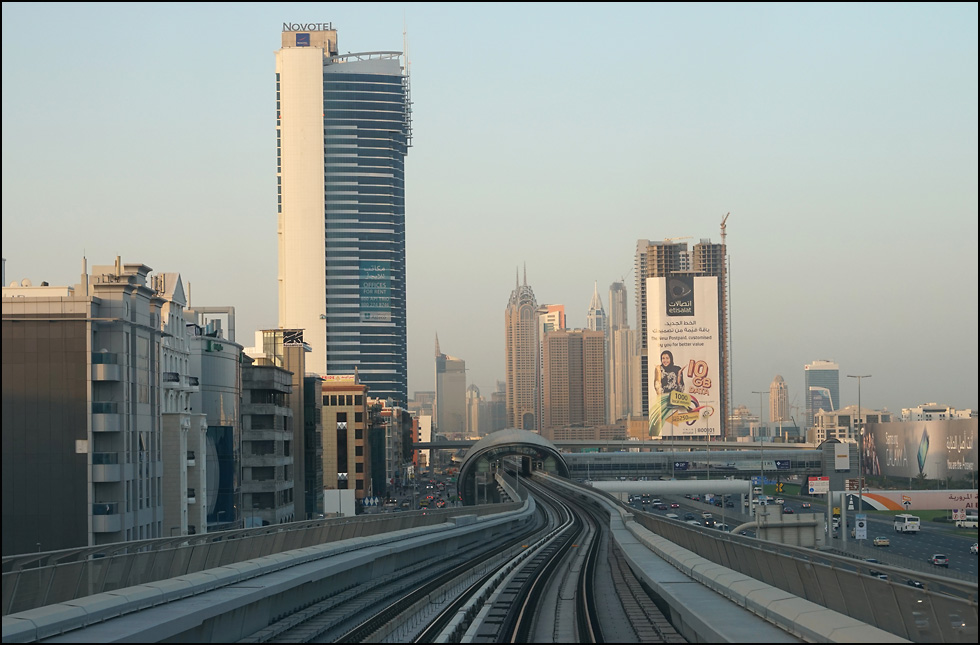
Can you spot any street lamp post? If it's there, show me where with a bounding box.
[847,374,871,519]
[752,390,768,497]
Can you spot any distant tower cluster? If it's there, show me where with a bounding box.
[804,360,839,429]
[504,268,539,430]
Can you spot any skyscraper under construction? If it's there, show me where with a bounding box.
[635,238,729,436]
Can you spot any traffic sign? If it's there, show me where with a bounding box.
[855,513,867,540]
[775,483,784,493]
[808,476,829,494]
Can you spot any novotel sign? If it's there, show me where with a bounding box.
[283,22,334,32]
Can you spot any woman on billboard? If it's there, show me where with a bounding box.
[654,350,685,395]
[649,350,685,437]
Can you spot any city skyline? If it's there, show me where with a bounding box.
[2,3,977,416]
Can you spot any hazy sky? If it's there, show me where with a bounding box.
[3,3,977,418]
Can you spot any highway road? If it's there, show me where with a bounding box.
[626,492,978,580]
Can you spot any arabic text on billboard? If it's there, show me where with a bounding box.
[647,276,720,437]
[359,260,391,322]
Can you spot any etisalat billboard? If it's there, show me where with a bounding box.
[865,418,977,480]
[647,275,721,437]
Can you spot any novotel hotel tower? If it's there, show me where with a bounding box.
[276,25,412,403]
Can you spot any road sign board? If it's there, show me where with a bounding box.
[855,513,868,540]
[808,476,829,494]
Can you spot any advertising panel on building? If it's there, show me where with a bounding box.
[359,260,391,322]
[646,276,720,437]
[865,418,977,480]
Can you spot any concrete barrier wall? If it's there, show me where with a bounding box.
[2,504,520,617]
[2,502,535,643]
[546,476,922,643]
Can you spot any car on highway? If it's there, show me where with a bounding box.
[684,512,696,521]
[686,520,701,526]
[782,506,795,514]
[665,513,679,519]
[873,536,891,547]
[654,503,669,511]
[906,578,924,589]
[929,554,949,567]
[801,502,811,509]
[971,543,978,555]
[670,502,680,509]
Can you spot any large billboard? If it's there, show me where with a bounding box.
[359,260,391,322]
[647,276,721,437]
[866,418,977,480]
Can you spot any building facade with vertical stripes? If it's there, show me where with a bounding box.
[276,26,412,404]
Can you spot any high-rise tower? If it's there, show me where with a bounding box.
[542,329,606,434]
[434,335,466,435]
[276,25,412,404]
[586,282,609,423]
[505,268,538,430]
[608,281,635,423]
[805,360,839,429]
[769,374,789,424]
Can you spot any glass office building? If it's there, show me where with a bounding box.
[804,360,839,428]
[277,27,412,404]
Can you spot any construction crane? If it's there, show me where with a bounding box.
[663,236,692,243]
[720,212,730,245]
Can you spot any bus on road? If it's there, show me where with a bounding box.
[893,513,921,533]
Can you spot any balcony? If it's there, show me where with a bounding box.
[91,363,122,381]
[92,452,121,482]
[186,451,196,467]
[92,402,121,432]
[162,372,180,389]
[92,502,122,533]
[187,488,197,504]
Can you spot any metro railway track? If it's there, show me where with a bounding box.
[244,504,550,643]
[247,476,607,643]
